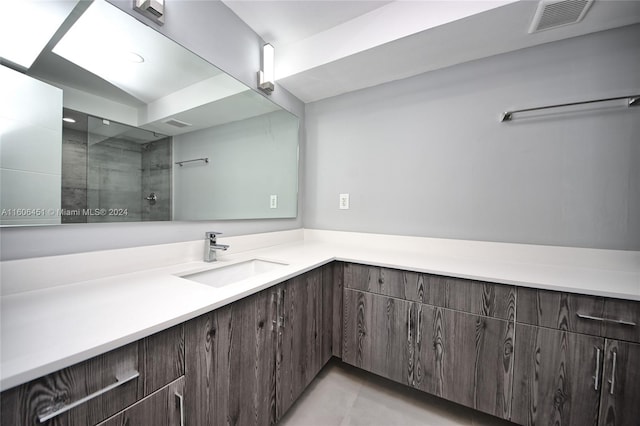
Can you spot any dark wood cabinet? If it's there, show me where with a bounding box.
[597,339,640,426]
[513,292,640,426]
[342,289,415,386]
[97,377,185,426]
[342,262,516,420]
[184,287,277,426]
[276,268,324,418]
[512,323,602,426]
[414,304,513,419]
[185,265,335,425]
[0,325,184,426]
[342,287,513,420]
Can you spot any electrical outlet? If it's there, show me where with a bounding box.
[270,194,278,209]
[339,193,350,210]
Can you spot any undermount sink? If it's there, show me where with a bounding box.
[180,259,287,288]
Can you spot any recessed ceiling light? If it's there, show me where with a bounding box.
[123,51,144,63]
[62,117,76,123]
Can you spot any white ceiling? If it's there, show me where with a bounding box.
[222,1,395,47]
[222,0,640,103]
[18,0,282,136]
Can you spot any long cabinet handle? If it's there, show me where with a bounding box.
[407,306,411,342]
[280,289,286,328]
[593,347,601,391]
[577,313,636,326]
[271,290,278,331]
[38,370,140,423]
[175,391,185,426]
[608,351,617,395]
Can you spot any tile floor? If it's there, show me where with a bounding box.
[279,360,517,426]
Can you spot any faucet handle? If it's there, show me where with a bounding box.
[205,231,222,238]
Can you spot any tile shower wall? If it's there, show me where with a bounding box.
[60,116,172,223]
[85,137,172,222]
[87,138,143,222]
[141,138,171,221]
[61,127,88,223]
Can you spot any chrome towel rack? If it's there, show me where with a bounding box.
[175,157,209,167]
[500,94,640,122]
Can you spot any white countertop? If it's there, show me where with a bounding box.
[2,229,639,391]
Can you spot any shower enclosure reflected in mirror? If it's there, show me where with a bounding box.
[0,0,299,226]
[61,108,171,223]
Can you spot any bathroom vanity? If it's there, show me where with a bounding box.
[1,230,638,425]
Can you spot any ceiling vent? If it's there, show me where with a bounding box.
[163,118,192,128]
[529,0,594,33]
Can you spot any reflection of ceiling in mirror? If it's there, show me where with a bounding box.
[0,0,79,69]
[52,0,221,104]
[11,0,295,138]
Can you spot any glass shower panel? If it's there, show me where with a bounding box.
[83,115,171,222]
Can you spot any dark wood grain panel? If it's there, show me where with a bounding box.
[343,263,515,319]
[321,263,334,364]
[1,342,140,426]
[602,299,640,344]
[343,263,423,303]
[138,324,184,396]
[512,323,602,426]
[517,288,640,343]
[414,305,513,419]
[332,262,344,358]
[342,285,370,370]
[598,339,640,426]
[96,377,184,426]
[185,288,277,426]
[443,276,515,320]
[276,269,324,420]
[342,289,414,387]
[517,287,605,337]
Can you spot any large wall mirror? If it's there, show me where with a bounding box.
[0,0,299,226]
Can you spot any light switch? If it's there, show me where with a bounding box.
[339,193,350,210]
[270,194,278,209]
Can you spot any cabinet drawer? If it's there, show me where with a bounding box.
[97,377,185,426]
[1,324,184,425]
[517,288,640,343]
[343,262,515,320]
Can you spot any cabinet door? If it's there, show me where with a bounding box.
[276,269,324,419]
[342,289,415,386]
[598,340,640,426]
[414,305,513,419]
[97,377,184,426]
[512,323,602,426]
[185,288,277,426]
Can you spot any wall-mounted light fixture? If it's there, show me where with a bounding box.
[258,43,275,94]
[134,0,164,25]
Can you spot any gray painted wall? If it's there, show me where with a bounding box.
[304,24,640,250]
[0,0,305,260]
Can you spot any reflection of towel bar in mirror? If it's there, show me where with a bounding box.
[500,94,640,122]
[175,158,209,167]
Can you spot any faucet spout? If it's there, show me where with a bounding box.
[204,231,230,262]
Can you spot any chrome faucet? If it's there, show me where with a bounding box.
[204,231,229,262]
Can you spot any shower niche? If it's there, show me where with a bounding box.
[61,108,171,223]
